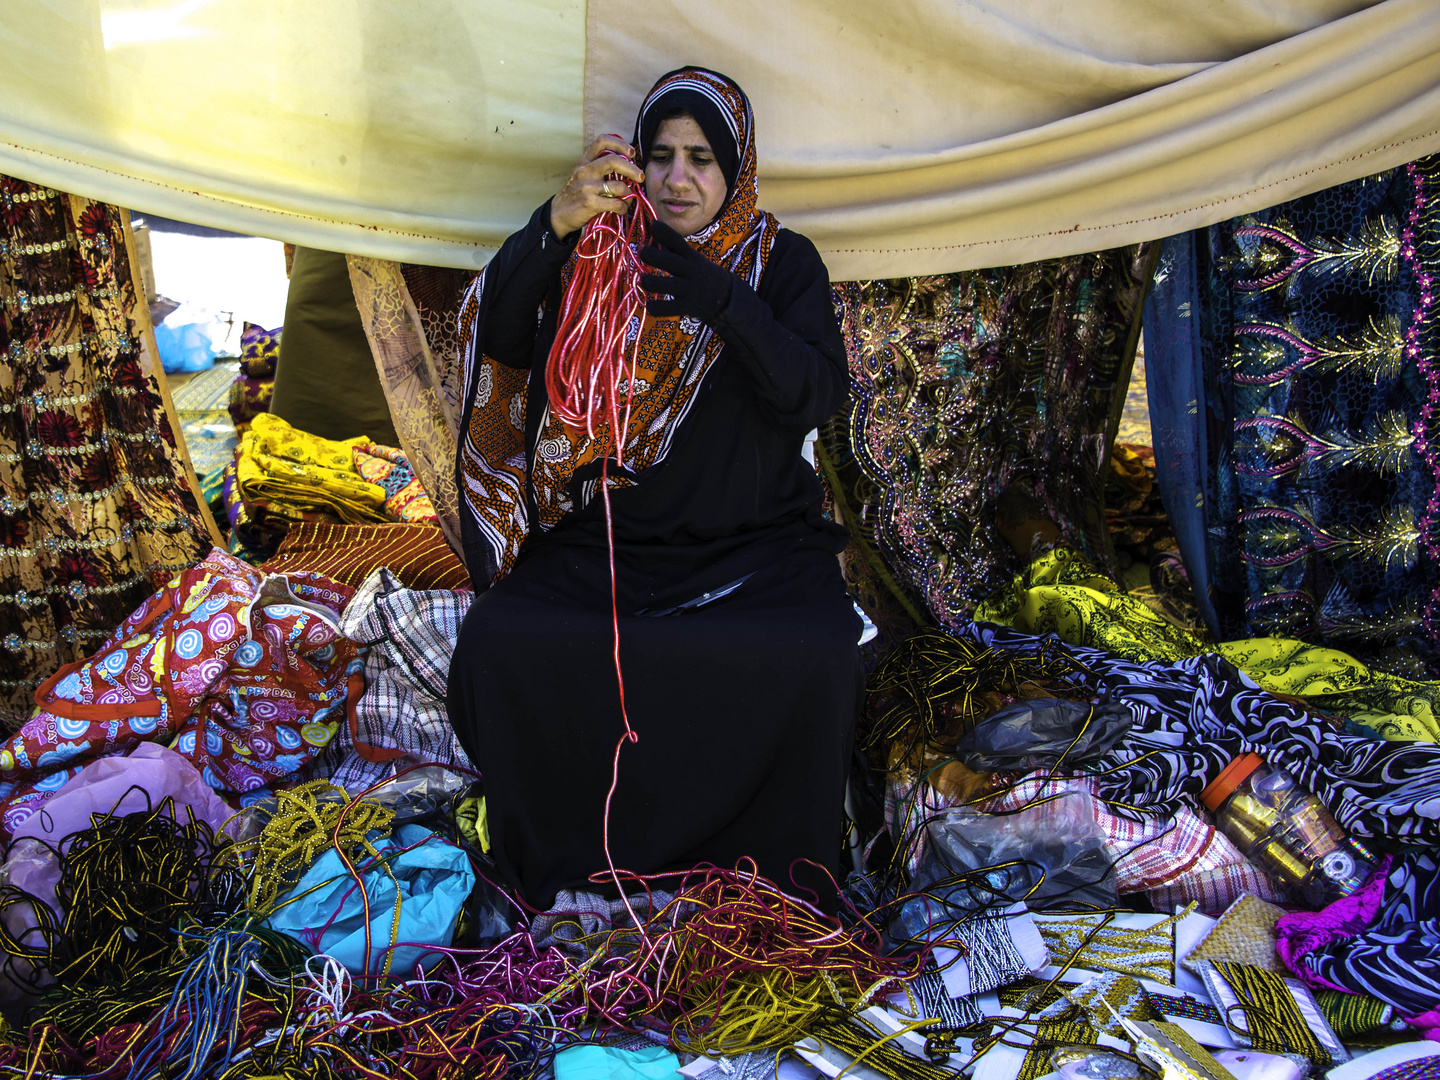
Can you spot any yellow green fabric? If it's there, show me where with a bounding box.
[456,794,490,855]
[975,547,1440,742]
[236,413,388,528]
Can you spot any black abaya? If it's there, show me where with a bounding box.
[446,203,862,910]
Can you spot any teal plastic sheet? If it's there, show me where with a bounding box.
[268,823,475,977]
[554,1045,680,1080]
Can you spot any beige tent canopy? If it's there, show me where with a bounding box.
[3,0,1439,279]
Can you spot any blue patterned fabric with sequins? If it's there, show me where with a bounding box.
[1149,156,1440,676]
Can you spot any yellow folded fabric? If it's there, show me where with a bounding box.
[237,413,389,527]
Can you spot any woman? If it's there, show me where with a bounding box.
[446,67,861,912]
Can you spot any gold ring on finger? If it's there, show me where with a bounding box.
[601,182,612,198]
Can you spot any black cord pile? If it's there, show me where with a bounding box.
[49,794,234,984]
[861,629,1091,763]
[0,792,241,1042]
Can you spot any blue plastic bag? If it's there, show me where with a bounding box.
[267,823,475,977]
[554,1044,680,1080]
[153,317,224,373]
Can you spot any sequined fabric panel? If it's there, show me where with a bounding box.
[1200,156,1440,674]
[0,177,211,724]
[827,248,1152,629]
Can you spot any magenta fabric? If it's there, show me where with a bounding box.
[1274,855,1393,993]
[1409,1009,1440,1042]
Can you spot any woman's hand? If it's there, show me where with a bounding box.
[548,135,644,240]
[639,220,735,325]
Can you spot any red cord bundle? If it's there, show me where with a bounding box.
[544,153,657,441]
[541,152,658,926]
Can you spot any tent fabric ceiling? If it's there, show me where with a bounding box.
[1,0,1437,278]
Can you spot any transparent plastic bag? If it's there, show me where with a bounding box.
[955,697,1131,772]
[898,789,1118,939]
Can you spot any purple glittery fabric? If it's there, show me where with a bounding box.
[1408,164,1440,644]
[1275,854,1392,992]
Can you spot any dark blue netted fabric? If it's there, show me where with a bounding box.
[1149,156,1440,676]
[1144,232,1219,639]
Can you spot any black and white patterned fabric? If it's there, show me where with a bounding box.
[965,624,1440,846]
[909,961,984,1031]
[1295,853,1440,1019]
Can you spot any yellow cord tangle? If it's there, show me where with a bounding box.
[226,781,394,914]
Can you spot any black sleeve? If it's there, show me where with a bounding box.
[480,201,579,370]
[709,230,848,430]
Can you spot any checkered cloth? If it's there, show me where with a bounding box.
[311,567,473,792]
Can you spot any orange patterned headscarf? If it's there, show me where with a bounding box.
[457,68,780,586]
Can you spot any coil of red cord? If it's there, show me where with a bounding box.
[545,152,657,440]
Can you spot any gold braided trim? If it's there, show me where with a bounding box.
[1212,961,1331,1066]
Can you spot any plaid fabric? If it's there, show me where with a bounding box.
[261,521,469,590]
[1147,863,1288,914]
[309,568,472,792]
[985,773,1237,894]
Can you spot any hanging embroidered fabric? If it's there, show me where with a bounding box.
[0,176,215,723]
[1145,154,1440,677]
[342,259,475,553]
[0,547,360,835]
[822,246,1153,631]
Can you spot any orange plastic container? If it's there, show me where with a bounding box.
[1200,754,1374,907]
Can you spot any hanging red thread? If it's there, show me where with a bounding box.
[544,149,658,930]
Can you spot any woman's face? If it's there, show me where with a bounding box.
[645,114,727,236]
